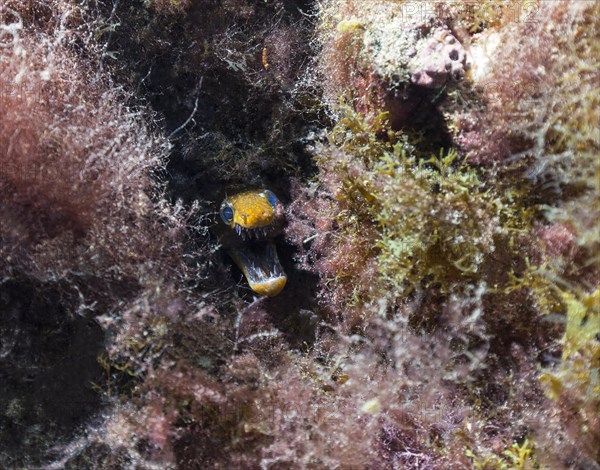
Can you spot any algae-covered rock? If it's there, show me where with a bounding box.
[318,0,467,126]
[1,0,598,468]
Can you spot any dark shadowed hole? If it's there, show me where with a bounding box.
[0,280,105,468]
[385,85,454,154]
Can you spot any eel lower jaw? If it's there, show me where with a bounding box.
[228,241,287,297]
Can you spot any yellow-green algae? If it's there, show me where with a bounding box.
[317,103,532,304]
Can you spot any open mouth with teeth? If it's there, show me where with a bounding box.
[228,241,287,297]
[233,223,275,241]
[219,189,287,297]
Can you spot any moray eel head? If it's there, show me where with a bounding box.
[220,189,286,297]
[220,189,282,240]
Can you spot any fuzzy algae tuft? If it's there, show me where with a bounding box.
[312,102,532,307]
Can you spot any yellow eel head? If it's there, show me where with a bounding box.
[219,189,287,297]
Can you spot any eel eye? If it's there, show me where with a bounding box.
[220,202,234,225]
[263,189,279,208]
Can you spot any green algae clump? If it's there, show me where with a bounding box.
[315,103,532,307]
